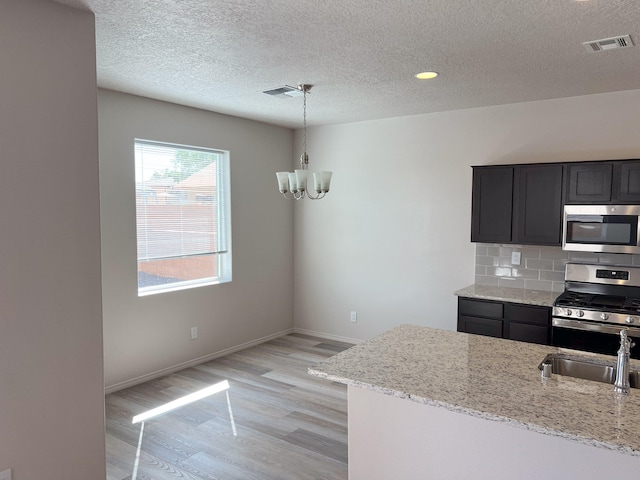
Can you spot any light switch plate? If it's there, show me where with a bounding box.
[511,251,522,266]
[0,468,12,480]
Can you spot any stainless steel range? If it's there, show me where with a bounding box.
[552,263,640,359]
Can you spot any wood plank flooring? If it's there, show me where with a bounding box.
[105,334,352,480]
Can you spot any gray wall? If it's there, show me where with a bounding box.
[294,89,640,341]
[98,90,295,390]
[0,0,105,477]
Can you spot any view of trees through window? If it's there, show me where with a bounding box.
[135,140,230,293]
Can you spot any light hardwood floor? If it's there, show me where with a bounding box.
[105,334,352,480]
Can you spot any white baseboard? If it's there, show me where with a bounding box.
[104,328,294,394]
[293,327,363,345]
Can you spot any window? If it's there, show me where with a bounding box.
[134,140,231,295]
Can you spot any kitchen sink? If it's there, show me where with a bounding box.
[538,353,640,388]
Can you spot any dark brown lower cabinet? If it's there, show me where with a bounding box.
[457,297,550,345]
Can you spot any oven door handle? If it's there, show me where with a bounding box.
[552,317,640,336]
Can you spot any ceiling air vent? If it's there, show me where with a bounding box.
[263,85,304,98]
[583,35,634,52]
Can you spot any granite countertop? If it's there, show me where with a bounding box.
[309,324,640,456]
[454,284,558,307]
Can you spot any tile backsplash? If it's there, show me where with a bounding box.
[475,244,640,293]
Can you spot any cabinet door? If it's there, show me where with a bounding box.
[457,315,503,338]
[512,164,563,245]
[615,161,640,203]
[566,163,612,203]
[471,167,513,243]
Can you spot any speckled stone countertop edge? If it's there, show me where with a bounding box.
[308,325,640,457]
[308,367,639,457]
[454,284,558,307]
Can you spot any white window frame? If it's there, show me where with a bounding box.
[134,139,232,296]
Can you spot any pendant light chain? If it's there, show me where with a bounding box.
[301,85,308,169]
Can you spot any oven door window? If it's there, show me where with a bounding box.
[566,215,638,246]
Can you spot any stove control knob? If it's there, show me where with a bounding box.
[600,313,610,321]
[576,310,585,318]
[626,316,636,324]
[566,309,573,316]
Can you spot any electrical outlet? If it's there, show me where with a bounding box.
[0,468,12,480]
[350,311,357,323]
[511,251,521,266]
[191,326,198,340]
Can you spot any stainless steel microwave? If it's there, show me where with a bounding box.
[563,205,640,254]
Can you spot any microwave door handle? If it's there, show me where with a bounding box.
[552,318,640,336]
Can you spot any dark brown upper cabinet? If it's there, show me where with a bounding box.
[512,164,563,245]
[566,160,640,204]
[616,161,640,203]
[471,164,563,246]
[471,166,513,243]
[566,163,613,203]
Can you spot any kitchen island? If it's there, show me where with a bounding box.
[309,324,640,480]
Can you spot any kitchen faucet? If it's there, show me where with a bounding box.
[614,329,634,394]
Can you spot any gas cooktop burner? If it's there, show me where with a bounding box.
[554,291,640,314]
[554,291,591,306]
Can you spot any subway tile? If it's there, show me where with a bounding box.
[476,244,488,256]
[597,253,633,266]
[540,270,564,282]
[538,247,568,260]
[568,251,599,263]
[499,277,525,288]
[476,275,499,286]
[511,268,540,279]
[499,256,515,267]
[487,246,500,257]
[475,265,487,275]
[487,267,513,277]
[553,259,568,272]
[552,282,565,293]
[525,258,554,271]
[499,246,513,256]
[521,247,541,259]
[476,256,499,266]
[524,279,553,292]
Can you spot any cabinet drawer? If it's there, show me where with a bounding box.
[504,304,550,326]
[508,322,550,345]
[459,298,503,319]
[458,315,503,338]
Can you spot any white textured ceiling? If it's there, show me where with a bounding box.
[54,0,640,128]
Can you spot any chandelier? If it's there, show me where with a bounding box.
[276,84,332,200]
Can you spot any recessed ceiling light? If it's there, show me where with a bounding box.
[415,71,439,80]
